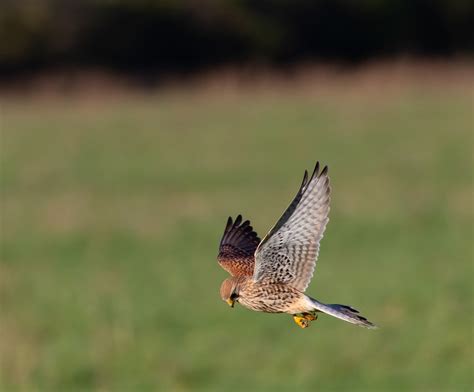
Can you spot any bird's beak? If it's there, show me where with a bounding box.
[226,298,235,308]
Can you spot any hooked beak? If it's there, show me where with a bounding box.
[226,298,235,308]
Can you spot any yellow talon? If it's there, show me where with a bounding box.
[293,315,310,329]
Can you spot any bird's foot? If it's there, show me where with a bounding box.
[293,315,310,329]
[293,313,318,328]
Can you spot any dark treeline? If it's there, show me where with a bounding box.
[1,0,473,75]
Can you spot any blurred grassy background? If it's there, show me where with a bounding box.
[1,62,473,391]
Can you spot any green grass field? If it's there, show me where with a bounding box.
[1,64,473,391]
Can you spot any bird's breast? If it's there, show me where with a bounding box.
[237,283,304,313]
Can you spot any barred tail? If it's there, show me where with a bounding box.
[310,298,377,329]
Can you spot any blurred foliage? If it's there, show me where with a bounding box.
[0,0,473,73]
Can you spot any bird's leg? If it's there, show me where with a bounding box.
[303,312,318,321]
[293,314,310,328]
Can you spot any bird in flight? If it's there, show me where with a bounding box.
[217,162,376,329]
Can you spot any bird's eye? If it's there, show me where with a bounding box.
[230,292,238,300]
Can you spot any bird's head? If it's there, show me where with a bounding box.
[220,277,241,308]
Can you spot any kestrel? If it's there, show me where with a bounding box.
[217,162,376,329]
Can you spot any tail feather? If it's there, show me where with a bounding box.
[311,299,377,329]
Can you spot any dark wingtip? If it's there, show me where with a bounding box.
[310,161,320,182]
[221,216,234,246]
[225,216,233,230]
[319,165,329,177]
[234,214,243,226]
[242,220,251,228]
[300,170,309,190]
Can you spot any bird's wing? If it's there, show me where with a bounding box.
[253,162,330,291]
[218,215,261,277]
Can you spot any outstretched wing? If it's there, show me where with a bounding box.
[218,215,261,277]
[253,162,330,292]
